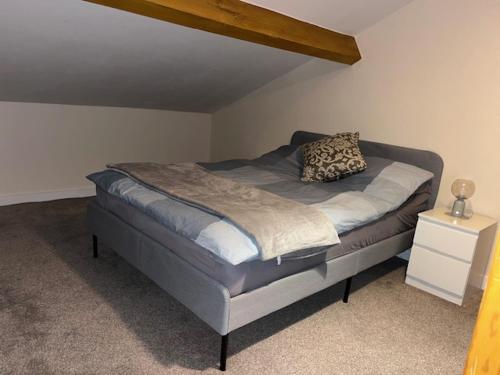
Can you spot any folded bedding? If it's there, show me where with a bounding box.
[94,185,430,297]
[107,162,338,262]
[88,144,433,265]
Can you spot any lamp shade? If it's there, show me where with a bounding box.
[451,179,475,199]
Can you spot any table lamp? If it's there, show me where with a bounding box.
[450,179,475,218]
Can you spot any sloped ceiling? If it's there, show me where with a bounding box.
[246,0,414,33]
[0,0,413,113]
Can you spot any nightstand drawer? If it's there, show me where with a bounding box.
[407,245,470,296]
[414,220,477,262]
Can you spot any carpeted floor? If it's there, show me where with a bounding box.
[0,198,481,375]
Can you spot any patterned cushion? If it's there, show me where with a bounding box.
[301,132,367,182]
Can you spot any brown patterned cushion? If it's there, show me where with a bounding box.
[301,132,367,182]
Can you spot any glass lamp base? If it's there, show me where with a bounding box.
[449,198,470,219]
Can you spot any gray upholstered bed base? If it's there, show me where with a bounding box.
[87,130,443,370]
[88,200,414,336]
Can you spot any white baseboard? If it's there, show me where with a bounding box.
[0,187,96,206]
[0,189,492,290]
[469,270,488,290]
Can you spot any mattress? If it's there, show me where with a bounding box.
[95,181,430,297]
[89,145,433,265]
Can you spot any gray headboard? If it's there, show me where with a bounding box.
[290,131,444,209]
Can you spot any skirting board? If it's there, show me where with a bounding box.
[0,187,95,206]
[0,188,489,288]
[469,270,489,290]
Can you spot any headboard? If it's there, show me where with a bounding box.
[290,131,444,209]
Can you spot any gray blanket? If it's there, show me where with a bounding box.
[108,162,339,261]
[89,145,433,265]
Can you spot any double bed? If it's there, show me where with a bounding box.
[87,130,443,371]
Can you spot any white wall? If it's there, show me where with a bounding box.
[212,0,500,283]
[0,102,211,205]
[213,0,500,220]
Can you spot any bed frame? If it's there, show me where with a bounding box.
[87,131,443,371]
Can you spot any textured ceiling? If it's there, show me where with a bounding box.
[0,0,413,113]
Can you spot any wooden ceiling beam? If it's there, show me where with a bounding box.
[85,0,361,64]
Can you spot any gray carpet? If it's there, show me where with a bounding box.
[0,198,481,375]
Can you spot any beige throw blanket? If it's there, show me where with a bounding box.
[108,162,339,261]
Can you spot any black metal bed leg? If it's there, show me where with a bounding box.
[219,334,229,371]
[92,235,98,258]
[343,277,352,303]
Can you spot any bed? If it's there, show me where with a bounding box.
[86,130,443,371]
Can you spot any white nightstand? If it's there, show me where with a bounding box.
[405,207,497,305]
